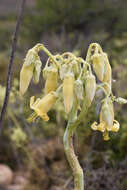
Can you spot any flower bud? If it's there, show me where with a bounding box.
[33,59,42,84]
[43,66,58,94]
[74,79,83,100]
[20,64,34,95]
[91,53,105,81]
[63,73,74,113]
[30,92,58,121]
[101,99,114,130]
[85,73,96,106]
[115,97,127,104]
[72,60,80,77]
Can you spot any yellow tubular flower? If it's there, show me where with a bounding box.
[44,68,58,94]
[20,64,34,95]
[85,73,96,107]
[30,92,57,121]
[91,109,119,140]
[100,99,114,130]
[102,53,112,93]
[91,53,105,81]
[63,74,74,114]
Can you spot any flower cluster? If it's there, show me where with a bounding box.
[20,45,42,95]
[20,43,127,140]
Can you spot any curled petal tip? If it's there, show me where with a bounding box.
[97,123,105,132]
[91,122,98,130]
[111,120,120,132]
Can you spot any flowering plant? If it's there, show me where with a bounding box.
[20,43,127,190]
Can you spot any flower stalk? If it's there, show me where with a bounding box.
[64,99,89,190]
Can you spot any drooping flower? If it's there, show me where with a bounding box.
[20,64,34,95]
[91,53,105,81]
[43,66,58,94]
[20,47,42,94]
[30,91,58,122]
[91,98,120,140]
[91,119,120,140]
[100,98,114,130]
[63,73,74,114]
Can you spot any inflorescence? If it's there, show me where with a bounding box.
[20,43,127,140]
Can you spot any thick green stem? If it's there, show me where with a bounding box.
[63,100,89,190]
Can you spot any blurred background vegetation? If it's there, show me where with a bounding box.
[0,0,127,189]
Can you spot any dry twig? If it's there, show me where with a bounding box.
[0,0,26,133]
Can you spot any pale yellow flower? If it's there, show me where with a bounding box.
[30,91,57,121]
[91,53,105,81]
[63,73,74,114]
[44,67,58,94]
[91,119,120,140]
[20,64,34,95]
[100,99,114,130]
[91,99,120,140]
[20,47,41,95]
